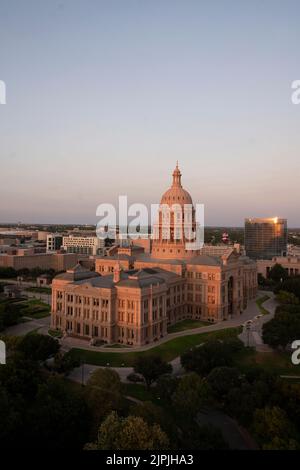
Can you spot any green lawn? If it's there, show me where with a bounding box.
[256,295,271,315]
[48,328,63,338]
[167,319,210,333]
[66,327,242,367]
[16,299,50,319]
[235,347,299,376]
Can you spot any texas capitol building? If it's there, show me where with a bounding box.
[51,165,257,346]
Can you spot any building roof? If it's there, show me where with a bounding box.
[56,266,181,290]
[95,254,135,262]
[55,263,100,282]
[135,253,185,265]
[160,163,193,207]
[185,254,222,266]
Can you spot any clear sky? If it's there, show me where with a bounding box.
[0,0,300,226]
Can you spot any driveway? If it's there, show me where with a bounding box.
[238,291,276,352]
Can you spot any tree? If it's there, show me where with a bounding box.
[133,356,172,390]
[218,369,276,427]
[27,376,90,449]
[130,401,178,445]
[274,278,300,300]
[268,263,289,283]
[18,333,60,361]
[0,267,17,279]
[258,273,266,286]
[180,339,240,376]
[180,423,229,450]
[253,406,300,450]
[87,367,122,393]
[262,311,300,348]
[84,368,123,436]
[50,351,80,375]
[276,290,299,305]
[86,411,169,450]
[0,387,20,446]
[0,355,42,401]
[0,303,23,331]
[172,372,211,418]
[155,375,179,403]
[207,367,241,401]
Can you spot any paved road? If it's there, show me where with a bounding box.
[238,291,276,352]
[69,353,186,385]
[4,315,50,336]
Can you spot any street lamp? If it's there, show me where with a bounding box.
[81,359,85,387]
[246,323,251,347]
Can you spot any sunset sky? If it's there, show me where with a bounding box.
[0,0,300,226]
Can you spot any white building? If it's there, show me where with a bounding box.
[47,233,63,253]
[62,235,105,256]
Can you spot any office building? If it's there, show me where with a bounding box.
[62,235,105,256]
[47,233,63,253]
[245,217,287,260]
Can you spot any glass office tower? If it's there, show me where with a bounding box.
[245,217,287,260]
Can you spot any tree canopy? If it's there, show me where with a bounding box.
[86,411,169,450]
[133,355,172,389]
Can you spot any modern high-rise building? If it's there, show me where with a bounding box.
[245,217,287,260]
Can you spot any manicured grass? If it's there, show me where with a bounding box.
[256,295,271,315]
[167,319,210,333]
[48,328,63,339]
[67,327,242,367]
[16,299,50,319]
[235,348,298,376]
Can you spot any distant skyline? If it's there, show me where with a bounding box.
[1,1,300,226]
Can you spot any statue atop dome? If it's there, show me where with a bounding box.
[172,161,182,187]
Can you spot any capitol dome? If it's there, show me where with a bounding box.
[160,163,193,206]
[151,163,200,260]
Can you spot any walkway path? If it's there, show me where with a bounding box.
[4,315,50,336]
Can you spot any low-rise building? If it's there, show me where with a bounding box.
[37,273,52,286]
[51,263,183,346]
[257,255,300,278]
[0,252,78,272]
